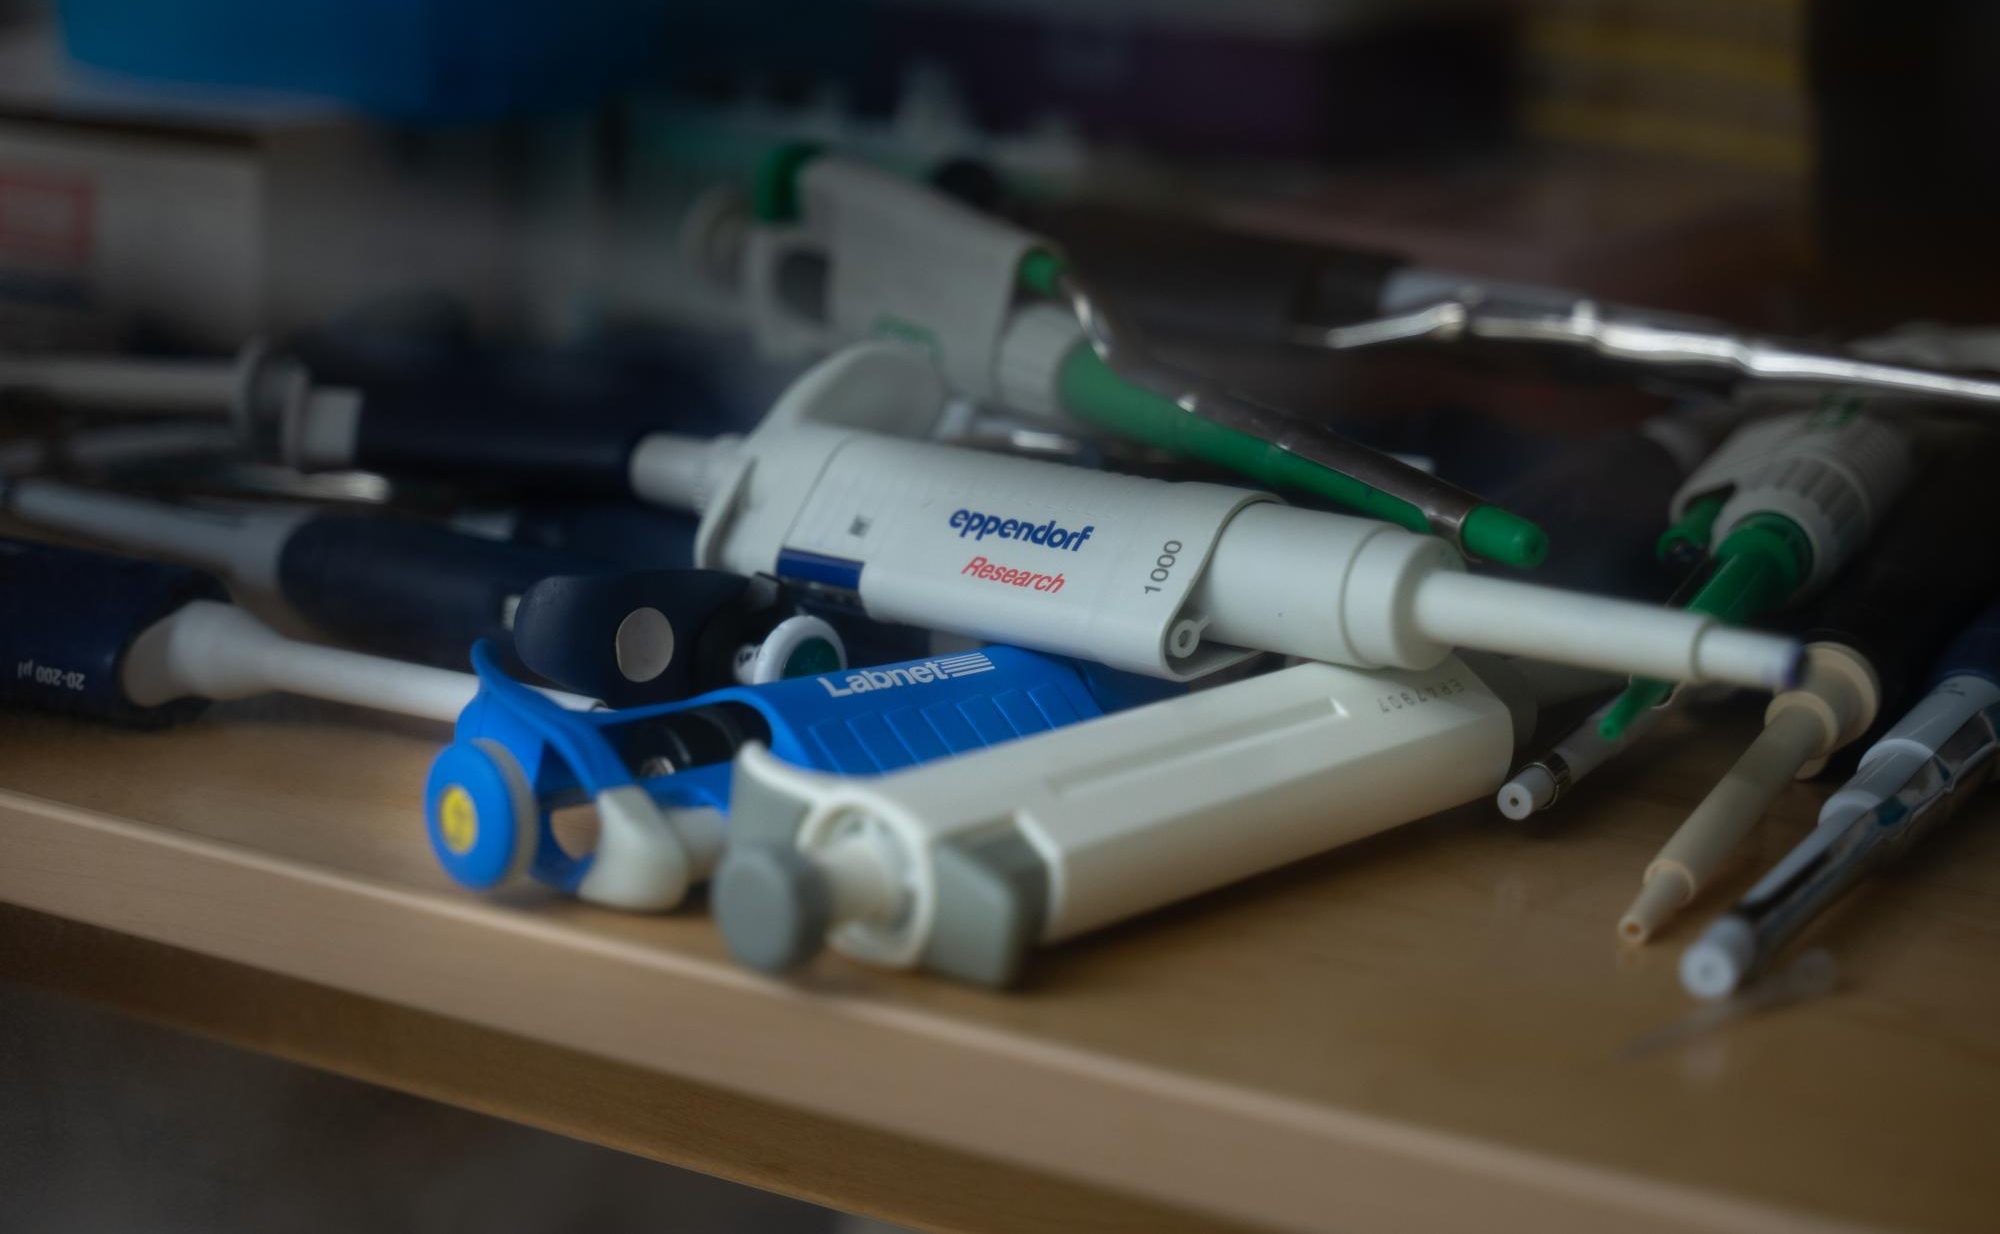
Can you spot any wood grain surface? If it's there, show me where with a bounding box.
[1,695,1995,1234]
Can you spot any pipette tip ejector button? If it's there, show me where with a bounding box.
[715,845,835,973]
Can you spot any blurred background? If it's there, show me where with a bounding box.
[3,0,1996,1227]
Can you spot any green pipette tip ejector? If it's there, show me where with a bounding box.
[1598,512,1812,739]
[1462,507,1549,570]
[1053,347,1548,567]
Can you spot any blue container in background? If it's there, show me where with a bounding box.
[58,0,673,120]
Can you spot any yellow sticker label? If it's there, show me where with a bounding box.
[439,785,478,855]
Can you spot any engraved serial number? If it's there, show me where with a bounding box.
[1375,677,1465,713]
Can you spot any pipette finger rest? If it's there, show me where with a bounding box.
[509,569,844,707]
[424,642,1178,912]
[714,655,1542,987]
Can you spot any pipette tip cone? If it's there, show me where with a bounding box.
[1496,765,1556,820]
[1619,870,1692,945]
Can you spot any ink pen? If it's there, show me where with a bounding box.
[1682,598,2000,998]
[0,538,593,725]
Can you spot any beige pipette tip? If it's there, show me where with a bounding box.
[1621,865,1696,943]
[1615,643,1878,945]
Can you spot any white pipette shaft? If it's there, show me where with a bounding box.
[121,601,592,722]
[6,478,302,589]
[0,354,238,413]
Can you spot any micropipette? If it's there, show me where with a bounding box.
[1,479,842,705]
[711,653,1596,986]
[726,151,1547,566]
[1619,433,2000,941]
[0,538,592,725]
[1682,598,2000,999]
[637,343,1800,689]
[1598,403,1913,738]
[425,642,1175,911]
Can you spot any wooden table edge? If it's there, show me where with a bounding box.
[0,787,1887,1234]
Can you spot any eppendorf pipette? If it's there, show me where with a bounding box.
[636,343,1800,690]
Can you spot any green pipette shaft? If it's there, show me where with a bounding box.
[1599,512,1811,738]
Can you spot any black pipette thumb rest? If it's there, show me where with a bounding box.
[509,569,772,708]
[0,537,224,727]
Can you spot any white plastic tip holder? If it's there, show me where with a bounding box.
[121,600,596,722]
[1495,767,1560,821]
[1681,917,1758,1000]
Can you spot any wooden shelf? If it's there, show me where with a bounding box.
[2,696,1995,1233]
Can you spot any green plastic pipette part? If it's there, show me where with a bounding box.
[1598,512,1812,738]
[1035,257,1547,566]
[751,142,823,223]
[1056,344,1431,534]
[747,157,1551,564]
[1658,492,1726,567]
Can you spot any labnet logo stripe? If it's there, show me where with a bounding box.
[817,651,996,697]
[777,548,864,592]
[934,653,995,677]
